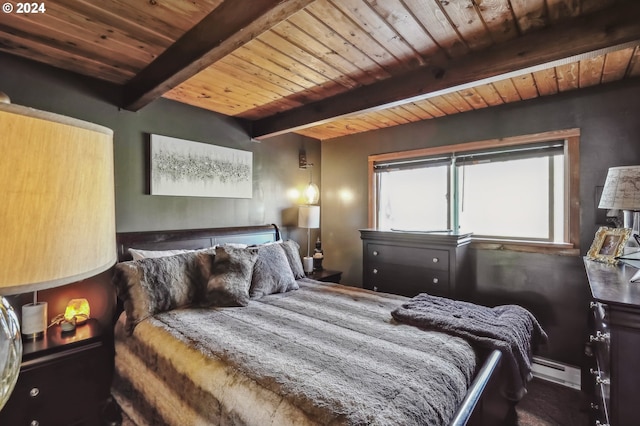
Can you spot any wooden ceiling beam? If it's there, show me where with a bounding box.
[122,0,315,111]
[251,2,640,139]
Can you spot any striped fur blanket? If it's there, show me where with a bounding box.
[113,280,478,426]
[391,293,548,400]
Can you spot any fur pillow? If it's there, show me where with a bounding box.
[197,246,258,307]
[280,240,305,279]
[112,251,209,334]
[250,243,299,299]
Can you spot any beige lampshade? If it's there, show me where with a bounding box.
[598,165,640,210]
[0,102,116,295]
[298,205,320,229]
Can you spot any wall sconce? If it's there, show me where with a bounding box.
[299,149,319,204]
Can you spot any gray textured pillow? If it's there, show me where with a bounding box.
[280,240,305,279]
[250,243,299,299]
[197,246,258,307]
[112,251,208,335]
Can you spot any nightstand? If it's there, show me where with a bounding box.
[0,318,112,426]
[306,269,342,283]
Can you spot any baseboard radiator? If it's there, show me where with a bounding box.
[531,356,581,390]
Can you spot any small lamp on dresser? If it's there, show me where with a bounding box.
[0,93,116,410]
[599,165,640,250]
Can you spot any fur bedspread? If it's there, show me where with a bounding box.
[113,280,478,426]
[391,293,548,401]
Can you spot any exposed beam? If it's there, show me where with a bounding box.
[251,2,640,139]
[122,0,315,111]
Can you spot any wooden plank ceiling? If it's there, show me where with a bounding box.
[1,0,639,141]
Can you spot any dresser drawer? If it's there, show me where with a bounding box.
[367,243,449,271]
[364,264,450,297]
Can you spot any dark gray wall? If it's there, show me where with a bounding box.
[0,52,320,326]
[321,78,640,366]
[0,53,320,233]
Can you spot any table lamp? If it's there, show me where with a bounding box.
[0,95,116,410]
[599,165,640,249]
[298,205,320,273]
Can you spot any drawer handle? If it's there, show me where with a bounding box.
[29,387,39,398]
[432,278,439,284]
[432,257,439,263]
[589,331,610,343]
[30,421,40,426]
[595,422,609,426]
[372,251,378,256]
[372,268,378,274]
[590,369,610,386]
[373,286,378,292]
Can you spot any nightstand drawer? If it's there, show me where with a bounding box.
[2,342,109,426]
[0,320,111,426]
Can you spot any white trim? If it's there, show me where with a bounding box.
[531,356,581,390]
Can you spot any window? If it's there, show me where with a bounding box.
[368,129,580,252]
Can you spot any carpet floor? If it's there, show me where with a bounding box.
[118,378,587,426]
[514,378,588,426]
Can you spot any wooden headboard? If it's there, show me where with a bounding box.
[115,224,280,262]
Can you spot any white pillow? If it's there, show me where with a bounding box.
[129,247,200,261]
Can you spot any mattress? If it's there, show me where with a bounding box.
[113,279,478,426]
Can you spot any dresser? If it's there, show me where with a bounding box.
[584,258,640,426]
[360,229,472,298]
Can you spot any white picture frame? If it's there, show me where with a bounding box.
[150,134,252,198]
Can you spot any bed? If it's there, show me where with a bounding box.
[110,225,518,426]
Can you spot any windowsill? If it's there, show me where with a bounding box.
[470,238,580,256]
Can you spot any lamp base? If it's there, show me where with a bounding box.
[21,301,47,341]
[621,211,640,256]
[303,256,314,273]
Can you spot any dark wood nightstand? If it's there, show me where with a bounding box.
[306,269,342,283]
[0,318,112,426]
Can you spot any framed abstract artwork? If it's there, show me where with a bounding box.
[150,134,252,198]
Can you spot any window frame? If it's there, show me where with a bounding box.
[367,129,580,255]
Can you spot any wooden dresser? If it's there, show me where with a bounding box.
[360,229,472,298]
[584,258,640,426]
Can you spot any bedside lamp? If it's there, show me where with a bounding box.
[298,205,320,273]
[599,165,640,247]
[0,96,116,410]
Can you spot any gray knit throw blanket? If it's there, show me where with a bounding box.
[391,293,548,401]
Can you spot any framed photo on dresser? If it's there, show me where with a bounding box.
[587,226,631,264]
